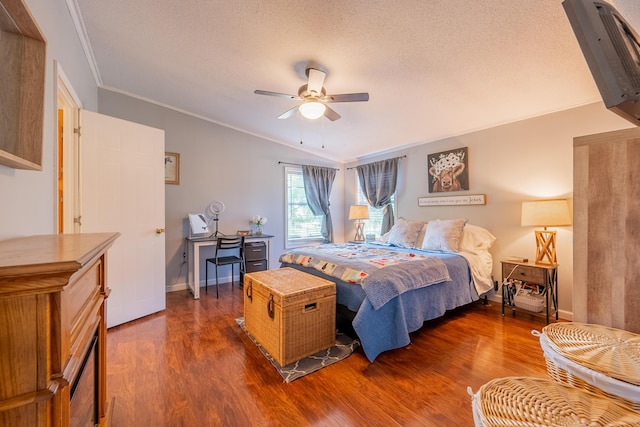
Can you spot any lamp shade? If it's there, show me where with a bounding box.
[299,101,326,119]
[349,205,369,220]
[521,199,572,227]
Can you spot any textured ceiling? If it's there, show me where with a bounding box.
[71,0,640,162]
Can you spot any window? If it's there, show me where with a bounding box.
[285,167,324,247]
[356,176,395,240]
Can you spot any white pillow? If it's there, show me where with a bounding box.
[388,218,427,248]
[420,219,468,252]
[459,224,496,254]
[376,230,391,244]
[414,223,428,249]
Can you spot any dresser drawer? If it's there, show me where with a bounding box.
[244,241,266,262]
[502,263,545,284]
[245,259,268,273]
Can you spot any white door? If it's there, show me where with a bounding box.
[80,110,166,328]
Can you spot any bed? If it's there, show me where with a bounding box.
[279,218,496,361]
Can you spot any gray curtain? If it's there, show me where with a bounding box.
[302,165,337,243]
[356,158,399,234]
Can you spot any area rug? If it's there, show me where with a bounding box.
[235,318,360,383]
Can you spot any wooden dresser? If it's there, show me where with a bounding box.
[0,233,119,426]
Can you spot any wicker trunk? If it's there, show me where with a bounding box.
[243,268,336,366]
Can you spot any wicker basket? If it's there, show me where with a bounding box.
[513,293,545,313]
[244,268,336,366]
[469,376,640,426]
[534,322,640,411]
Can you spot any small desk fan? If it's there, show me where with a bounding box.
[205,201,225,237]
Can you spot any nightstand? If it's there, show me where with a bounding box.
[501,260,558,324]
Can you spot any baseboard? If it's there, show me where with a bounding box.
[166,282,187,293]
[558,309,573,321]
[486,294,501,304]
[165,273,240,293]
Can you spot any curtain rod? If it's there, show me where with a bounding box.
[345,155,407,171]
[278,161,339,171]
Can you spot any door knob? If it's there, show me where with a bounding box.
[156,228,165,234]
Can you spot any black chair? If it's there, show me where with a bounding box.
[205,236,245,298]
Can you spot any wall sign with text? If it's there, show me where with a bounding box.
[418,194,486,207]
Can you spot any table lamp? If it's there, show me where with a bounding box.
[349,205,369,242]
[521,199,571,265]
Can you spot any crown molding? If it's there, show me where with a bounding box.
[65,0,102,86]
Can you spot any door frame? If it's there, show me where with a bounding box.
[55,62,82,234]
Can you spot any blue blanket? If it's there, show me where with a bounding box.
[363,258,450,309]
[280,244,478,361]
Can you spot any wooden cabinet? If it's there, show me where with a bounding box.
[501,260,558,324]
[0,233,119,426]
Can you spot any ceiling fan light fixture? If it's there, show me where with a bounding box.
[299,101,326,119]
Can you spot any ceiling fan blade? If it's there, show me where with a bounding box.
[254,90,300,100]
[323,105,341,121]
[306,68,326,96]
[277,106,299,120]
[324,93,369,103]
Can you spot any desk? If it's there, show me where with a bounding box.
[187,234,273,299]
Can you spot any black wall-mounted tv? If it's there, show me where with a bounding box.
[562,0,640,125]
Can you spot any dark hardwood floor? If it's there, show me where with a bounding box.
[106,283,556,426]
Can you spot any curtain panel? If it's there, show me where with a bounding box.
[356,158,399,234]
[302,165,337,242]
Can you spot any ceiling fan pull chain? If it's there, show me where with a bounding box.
[298,112,303,145]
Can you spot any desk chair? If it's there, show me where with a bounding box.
[205,236,245,298]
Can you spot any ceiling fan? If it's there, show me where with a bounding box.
[254,67,369,121]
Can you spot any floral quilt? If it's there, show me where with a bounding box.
[279,243,451,309]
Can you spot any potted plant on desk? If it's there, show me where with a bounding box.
[250,215,267,235]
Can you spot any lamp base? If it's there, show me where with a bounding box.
[534,229,557,265]
[353,222,366,242]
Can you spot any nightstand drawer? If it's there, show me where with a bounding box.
[502,263,545,284]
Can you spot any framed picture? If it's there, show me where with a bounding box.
[164,152,180,185]
[427,147,469,193]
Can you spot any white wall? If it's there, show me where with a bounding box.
[97,89,344,291]
[345,102,633,318]
[0,0,98,240]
